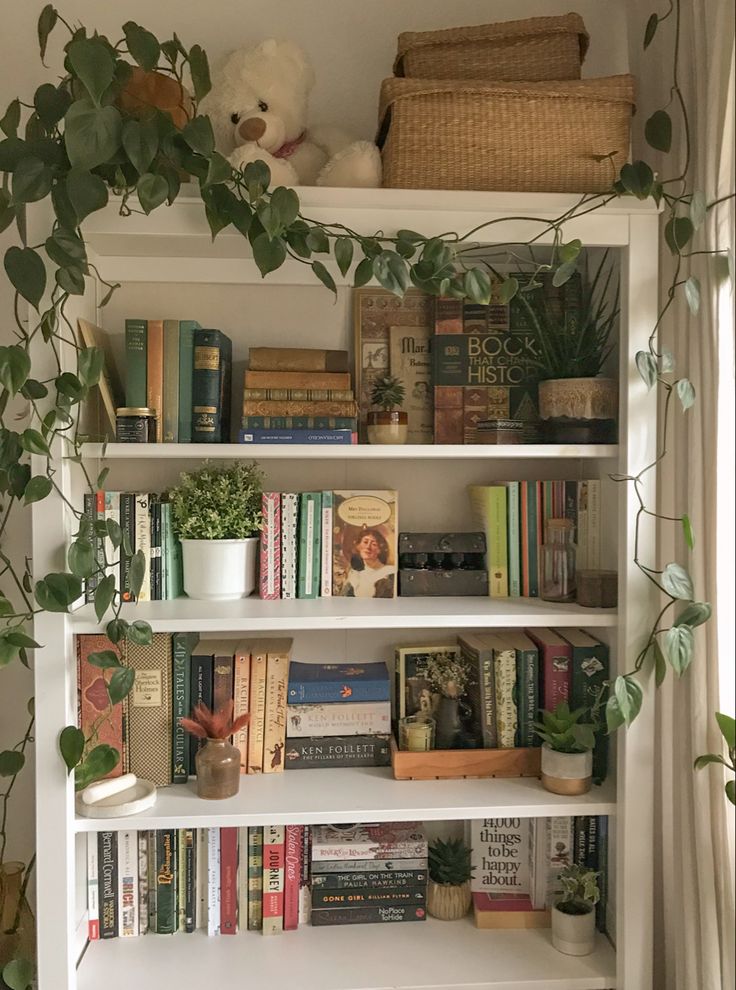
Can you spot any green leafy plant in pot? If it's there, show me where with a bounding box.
[518,252,619,444]
[169,461,263,601]
[427,837,474,920]
[367,375,408,444]
[551,863,600,956]
[533,701,599,796]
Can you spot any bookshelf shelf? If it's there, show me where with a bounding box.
[78,921,617,990]
[69,595,619,633]
[74,771,617,833]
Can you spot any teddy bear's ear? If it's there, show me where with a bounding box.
[262,39,315,94]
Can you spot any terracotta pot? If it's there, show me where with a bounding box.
[540,744,593,795]
[0,861,34,968]
[427,880,472,920]
[194,738,241,799]
[551,904,596,955]
[538,377,618,443]
[367,410,408,444]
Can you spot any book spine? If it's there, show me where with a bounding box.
[248,347,349,373]
[244,369,351,390]
[98,831,118,939]
[516,645,539,748]
[137,831,149,935]
[316,857,428,874]
[244,388,354,401]
[196,829,207,932]
[162,319,179,442]
[146,831,157,933]
[286,680,391,705]
[233,645,251,772]
[587,480,601,569]
[177,320,198,444]
[577,480,590,571]
[103,492,119,584]
[124,633,172,787]
[528,817,547,910]
[545,817,574,909]
[177,828,186,932]
[154,829,177,934]
[297,492,321,599]
[124,319,147,407]
[171,633,193,783]
[149,495,161,601]
[87,833,100,940]
[564,480,579,547]
[311,887,427,909]
[542,642,572,711]
[488,487,508,597]
[193,329,231,443]
[243,399,358,417]
[83,493,98,604]
[506,481,521,597]
[118,493,135,603]
[283,825,302,931]
[461,639,496,748]
[134,493,150,602]
[220,827,238,935]
[207,828,220,936]
[263,647,290,774]
[240,428,355,445]
[238,827,248,932]
[242,416,357,430]
[596,816,608,933]
[247,827,264,931]
[527,481,540,598]
[247,647,267,773]
[312,869,428,890]
[573,815,590,867]
[320,491,333,596]
[310,905,426,926]
[146,319,164,443]
[494,648,518,748]
[77,635,123,777]
[185,828,197,933]
[284,735,391,769]
[117,830,138,938]
[298,826,312,926]
[160,501,169,600]
[310,838,427,863]
[189,652,213,773]
[259,492,281,600]
[280,493,298,600]
[212,651,234,718]
[262,825,285,935]
[286,701,391,738]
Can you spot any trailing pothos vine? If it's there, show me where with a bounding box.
[0,2,733,983]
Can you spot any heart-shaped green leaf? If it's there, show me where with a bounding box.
[11,156,52,204]
[59,725,85,771]
[4,246,46,310]
[676,378,695,410]
[94,573,116,621]
[3,957,34,990]
[334,236,354,277]
[716,712,736,750]
[665,216,694,254]
[644,109,672,153]
[67,38,116,106]
[122,118,159,176]
[665,624,694,675]
[75,744,120,790]
[681,513,694,550]
[675,600,711,628]
[64,100,122,171]
[635,350,657,390]
[137,172,169,214]
[0,750,25,776]
[123,21,161,71]
[107,667,135,705]
[662,561,694,600]
[644,12,659,48]
[252,232,286,277]
[33,83,71,129]
[68,539,95,578]
[312,259,337,297]
[464,268,491,304]
[0,344,31,395]
[35,572,82,612]
[66,167,108,223]
[128,550,147,598]
[684,276,700,315]
[24,475,52,505]
[86,650,122,669]
[127,619,153,646]
[690,190,707,231]
[188,45,211,102]
[0,99,21,138]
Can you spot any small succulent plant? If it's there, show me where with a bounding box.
[555,863,600,915]
[533,702,597,754]
[370,375,406,412]
[429,837,474,886]
[180,700,250,740]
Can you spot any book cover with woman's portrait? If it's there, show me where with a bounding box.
[332,491,398,599]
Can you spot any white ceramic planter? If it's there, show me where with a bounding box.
[180,537,258,601]
[540,744,593,795]
[551,904,596,956]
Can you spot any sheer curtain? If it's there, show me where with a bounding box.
[627,1,735,988]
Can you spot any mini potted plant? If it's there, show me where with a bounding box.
[533,702,597,795]
[181,701,249,799]
[425,652,470,748]
[169,461,263,600]
[519,253,619,443]
[367,375,408,444]
[427,837,474,920]
[551,863,600,956]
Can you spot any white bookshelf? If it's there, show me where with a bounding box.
[30,188,659,990]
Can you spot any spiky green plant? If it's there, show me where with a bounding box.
[533,702,597,754]
[169,461,263,540]
[555,863,600,915]
[428,838,474,886]
[370,375,406,412]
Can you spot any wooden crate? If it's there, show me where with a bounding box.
[390,737,541,781]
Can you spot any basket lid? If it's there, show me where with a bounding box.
[394,13,590,76]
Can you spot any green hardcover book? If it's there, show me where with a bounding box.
[247,826,263,931]
[297,492,321,599]
[557,628,610,783]
[192,328,232,443]
[163,319,180,443]
[468,485,508,597]
[124,319,147,407]
[178,320,199,444]
[160,500,169,601]
[458,632,496,748]
[172,632,197,782]
[500,630,539,748]
[154,828,177,934]
[506,481,521,597]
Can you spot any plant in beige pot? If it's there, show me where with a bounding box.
[181,701,249,799]
[169,461,263,601]
[367,375,408,444]
[427,837,474,921]
[551,863,600,956]
[533,702,597,796]
[519,253,619,443]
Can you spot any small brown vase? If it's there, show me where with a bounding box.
[427,880,472,920]
[194,738,241,799]
[367,410,408,444]
[0,861,35,968]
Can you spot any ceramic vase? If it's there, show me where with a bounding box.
[434,695,463,749]
[427,880,472,920]
[194,738,241,799]
[540,744,593,795]
[551,904,596,955]
[180,536,258,601]
[367,410,409,444]
[538,377,618,443]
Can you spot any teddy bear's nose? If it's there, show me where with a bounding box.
[239,117,267,142]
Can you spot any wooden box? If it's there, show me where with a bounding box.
[390,737,541,780]
[399,531,488,597]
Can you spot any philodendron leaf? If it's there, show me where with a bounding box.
[74,744,120,790]
[188,45,211,102]
[122,118,159,176]
[94,574,116,622]
[66,38,116,106]
[137,172,169,214]
[644,12,658,48]
[86,650,122,669]
[12,155,53,204]
[3,957,34,990]
[665,624,694,675]
[552,259,577,287]
[128,549,146,599]
[681,513,694,550]
[334,236,354,277]
[123,21,161,72]
[64,100,122,171]
[694,753,725,770]
[0,749,25,776]
[464,268,491,304]
[33,83,71,129]
[252,233,286,277]
[653,639,667,687]
[0,98,21,138]
[497,277,519,304]
[68,538,95,578]
[311,260,337,296]
[664,216,694,254]
[662,562,694,599]
[66,167,108,223]
[34,572,82,612]
[715,712,736,750]
[4,246,46,310]
[59,725,85,772]
[676,378,696,410]
[24,474,52,505]
[690,190,707,231]
[675,600,711,628]
[605,693,626,732]
[559,238,582,264]
[0,344,31,395]
[644,110,672,153]
[635,350,657,390]
[126,619,153,646]
[727,780,736,806]
[684,276,701,315]
[620,161,654,200]
[107,667,135,705]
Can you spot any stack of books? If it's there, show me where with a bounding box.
[239,346,358,444]
[284,662,392,769]
[124,320,232,443]
[310,823,428,926]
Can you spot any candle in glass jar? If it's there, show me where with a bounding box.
[399,715,435,752]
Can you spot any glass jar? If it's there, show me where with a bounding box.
[115,406,157,443]
[540,518,576,603]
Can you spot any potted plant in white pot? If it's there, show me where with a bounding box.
[169,461,263,601]
[367,375,408,444]
[519,253,619,443]
[533,702,596,796]
[551,863,600,956]
[427,837,474,921]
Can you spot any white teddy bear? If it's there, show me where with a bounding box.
[200,39,382,188]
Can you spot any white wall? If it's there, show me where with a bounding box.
[0,0,630,881]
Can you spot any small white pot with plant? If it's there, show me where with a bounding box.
[367,375,408,444]
[533,701,598,796]
[169,461,263,601]
[427,837,474,921]
[551,863,600,956]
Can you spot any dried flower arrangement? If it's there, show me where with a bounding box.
[180,700,250,740]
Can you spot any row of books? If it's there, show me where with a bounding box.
[471,814,608,932]
[124,320,232,443]
[468,479,602,598]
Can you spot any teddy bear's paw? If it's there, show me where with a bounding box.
[317,141,382,188]
[228,145,299,187]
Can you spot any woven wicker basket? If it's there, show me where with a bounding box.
[394,13,589,82]
[377,75,635,194]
